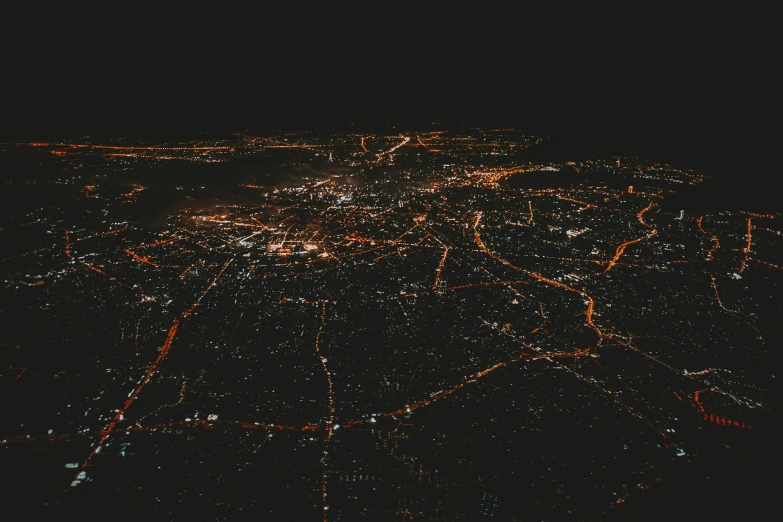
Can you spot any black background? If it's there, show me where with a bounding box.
[2,10,775,188]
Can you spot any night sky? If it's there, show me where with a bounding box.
[3,15,773,184]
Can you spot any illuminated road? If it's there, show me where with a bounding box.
[558,195,596,210]
[697,215,720,260]
[527,270,602,345]
[375,135,410,162]
[432,246,449,290]
[753,258,783,271]
[79,261,146,296]
[125,248,180,268]
[739,212,774,273]
[530,301,548,334]
[342,348,591,431]
[693,389,752,429]
[313,301,334,520]
[739,217,753,272]
[559,360,670,442]
[72,258,234,484]
[4,349,593,447]
[603,202,657,273]
[0,141,234,152]
[472,213,602,346]
[709,273,761,338]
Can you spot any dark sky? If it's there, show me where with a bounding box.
[2,15,774,183]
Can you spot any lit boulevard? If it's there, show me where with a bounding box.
[603,201,657,273]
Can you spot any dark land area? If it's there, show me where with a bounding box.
[0,124,779,520]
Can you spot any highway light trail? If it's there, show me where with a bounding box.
[557,361,669,442]
[738,213,773,273]
[752,258,783,271]
[415,222,449,248]
[142,236,180,248]
[0,141,234,151]
[413,232,433,246]
[703,414,751,428]
[739,217,753,273]
[2,420,323,446]
[375,136,410,162]
[125,248,180,268]
[558,195,596,210]
[4,346,585,446]
[609,334,683,374]
[697,215,720,260]
[473,213,602,346]
[753,225,781,236]
[236,230,264,243]
[72,258,234,484]
[528,271,602,345]
[443,279,528,291]
[603,202,657,273]
[313,301,334,520]
[79,261,145,296]
[341,350,590,431]
[709,274,761,337]
[178,263,197,279]
[693,389,752,429]
[416,135,432,151]
[77,322,179,474]
[432,247,449,290]
[530,301,548,334]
